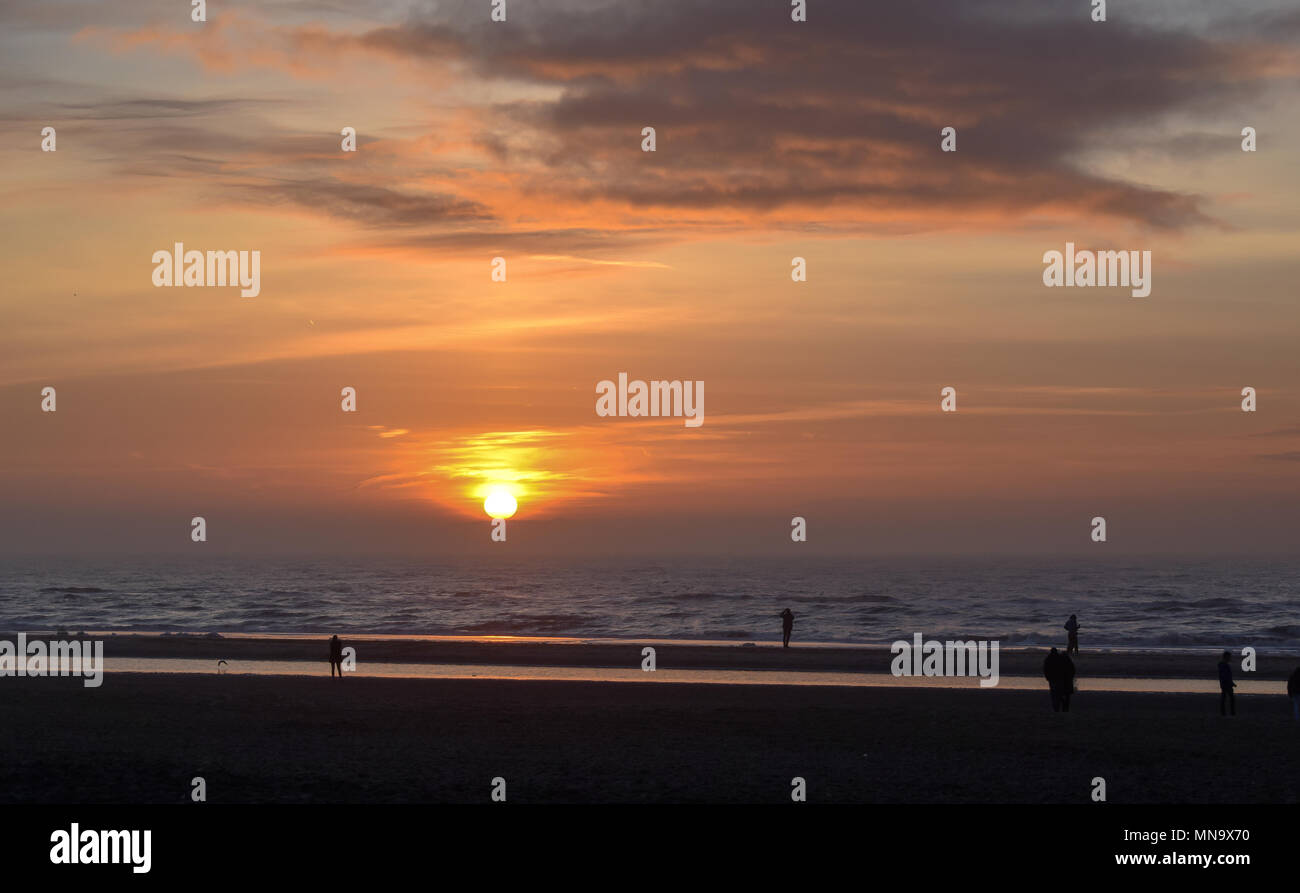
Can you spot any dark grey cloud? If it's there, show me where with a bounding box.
[1248,426,1300,439]
[54,97,285,120]
[347,0,1295,229]
[246,179,493,227]
[11,0,1295,234]
[385,226,669,255]
[1258,452,1300,462]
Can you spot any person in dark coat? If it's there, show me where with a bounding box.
[329,634,344,678]
[1059,651,1076,712]
[1218,650,1236,716]
[779,609,794,648]
[1043,647,1066,712]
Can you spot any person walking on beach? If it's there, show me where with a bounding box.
[1288,666,1300,721]
[1218,650,1236,716]
[329,634,344,678]
[1044,647,1066,712]
[1064,614,1080,656]
[780,608,794,648]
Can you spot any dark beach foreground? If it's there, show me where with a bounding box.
[3,673,1296,804]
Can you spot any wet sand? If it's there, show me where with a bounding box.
[2,673,1296,804]
[25,632,1300,679]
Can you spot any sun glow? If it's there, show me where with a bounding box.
[483,486,518,519]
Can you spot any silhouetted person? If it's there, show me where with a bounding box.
[780,609,794,648]
[1288,666,1300,722]
[1044,647,1066,712]
[1060,651,1076,712]
[1218,650,1235,715]
[329,634,344,678]
[1064,614,1080,656]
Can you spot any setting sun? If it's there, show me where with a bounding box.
[483,487,518,520]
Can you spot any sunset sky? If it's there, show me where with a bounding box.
[2,0,1299,556]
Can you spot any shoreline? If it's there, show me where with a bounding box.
[96,662,1290,694]
[8,631,1295,680]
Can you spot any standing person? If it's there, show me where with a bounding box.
[1218,650,1236,716]
[1288,666,1300,722]
[329,634,344,678]
[1060,650,1076,712]
[1043,647,1065,712]
[779,609,794,649]
[1064,614,1081,656]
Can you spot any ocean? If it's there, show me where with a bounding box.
[1,555,1297,651]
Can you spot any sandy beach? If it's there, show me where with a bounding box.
[28,632,1300,680]
[3,669,1296,804]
